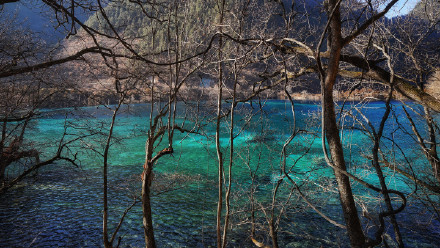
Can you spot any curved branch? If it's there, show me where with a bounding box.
[342,0,399,46]
[0,47,101,78]
[340,54,440,112]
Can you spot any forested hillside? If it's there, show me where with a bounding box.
[67,0,440,99]
[61,0,325,98]
[84,0,219,52]
[411,0,440,20]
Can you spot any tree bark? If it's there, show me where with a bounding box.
[142,137,157,248]
[0,162,6,186]
[323,91,365,247]
[322,0,365,247]
[269,218,279,248]
[372,91,404,247]
[424,108,440,184]
[216,1,226,247]
[103,99,123,248]
[142,165,156,248]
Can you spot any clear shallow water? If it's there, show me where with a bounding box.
[1,100,439,247]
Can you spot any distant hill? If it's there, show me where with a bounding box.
[60,0,440,102]
[84,0,218,52]
[410,0,440,21]
[82,0,326,51]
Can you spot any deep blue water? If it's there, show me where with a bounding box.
[0,100,439,247]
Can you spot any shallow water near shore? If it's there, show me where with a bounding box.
[1,100,439,247]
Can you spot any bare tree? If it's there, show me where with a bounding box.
[0,10,94,192]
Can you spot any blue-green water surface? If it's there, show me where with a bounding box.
[1,101,439,247]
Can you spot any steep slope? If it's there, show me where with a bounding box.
[84,0,219,52]
[66,0,440,101]
[410,0,440,21]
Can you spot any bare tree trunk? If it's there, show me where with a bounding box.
[424,108,440,184]
[142,160,156,248]
[216,1,226,247]
[323,91,365,247]
[268,191,280,248]
[103,102,120,248]
[268,218,278,248]
[102,71,133,248]
[0,162,5,186]
[215,59,224,248]
[411,50,440,185]
[142,133,157,248]
[321,1,365,246]
[215,48,224,248]
[371,46,404,247]
[103,109,117,248]
[371,91,404,247]
[222,77,235,248]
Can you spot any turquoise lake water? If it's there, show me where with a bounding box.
[0,100,439,247]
